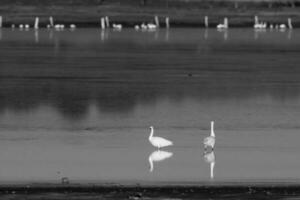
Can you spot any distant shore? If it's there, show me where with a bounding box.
[0,183,300,199]
[0,4,300,28]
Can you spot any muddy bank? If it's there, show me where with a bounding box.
[0,184,300,199]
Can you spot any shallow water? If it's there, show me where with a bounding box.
[0,28,300,184]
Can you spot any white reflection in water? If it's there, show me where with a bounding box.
[287,29,292,40]
[204,29,208,40]
[254,29,267,40]
[165,30,169,42]
[100,29,109,42]
[34,30,39,43]
[148,150,173,172]
[48,29,53,40]
[217,29,228,41]
[204,151,215,179]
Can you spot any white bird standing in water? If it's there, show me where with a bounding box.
[149,126,173,149]
[203,121,216,150]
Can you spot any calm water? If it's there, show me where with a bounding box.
[0,28,300,184]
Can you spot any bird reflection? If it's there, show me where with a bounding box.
[100,29,109,42]
[34,30,39,43]
[204,29,208,40]
[148,150,173,172]
[204,151,215,179]
[287,29,292,40]
[217,29,228,41]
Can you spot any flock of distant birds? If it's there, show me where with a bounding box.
[0,15,295,31]
[148,121,216,179]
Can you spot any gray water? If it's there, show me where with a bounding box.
[0,28,300,184]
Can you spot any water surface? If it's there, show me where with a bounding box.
[0,28,300,184]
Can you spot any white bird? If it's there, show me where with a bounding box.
[148,150,173,172]
[147,23,157,30]
[112,24,122,30]
[25,24,30,29]
[149,126,173,149]
[34,17,39,29]
[288,18,293,29]
[134,25,140,30]
[19,24,24,29]
[254,22,267,29]
[204,151,215,179]
[203,121,216,150]
[70,24,76,29]
[217,18,228,29]
[141,23,148,30]
[279,24,287,29]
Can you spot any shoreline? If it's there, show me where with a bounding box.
[0,183,300,199]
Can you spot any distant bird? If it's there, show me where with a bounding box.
[148,150,173,172]
[203,121,216,150]
[134,25,140,30]
[149,126,173,149]
[217,18,228,29]
[54,24,65,30]
[147,23,157,30]
[204,151,215,179]
[25,24,30,29]
[70,24,76,29]
[141,23,148,30]
[112,24,122,30]
[34,17,39,29]
[19,24,24,29]
[288,18,293,29]
[254,22,267,29]
[279,24,287,29]
[11,24,15,29]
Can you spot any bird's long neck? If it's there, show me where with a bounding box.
[211,122,215,137]
[149,157,153,172]
[149,127,154,140]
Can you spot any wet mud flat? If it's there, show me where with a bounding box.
[1,184,300,199]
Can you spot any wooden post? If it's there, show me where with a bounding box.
[155,15,160,28]
[0,16,2,28]
[165,17,170,29]
[204,16,208,28]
